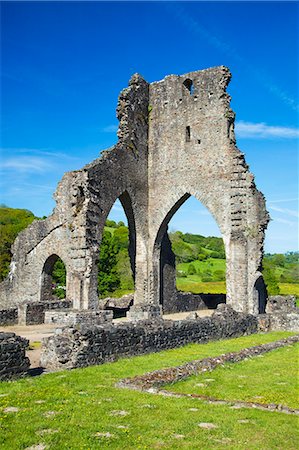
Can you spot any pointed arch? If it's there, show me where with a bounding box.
[40,254,67,302]
[151,192,226,311]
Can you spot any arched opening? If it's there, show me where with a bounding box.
[97,191,136,317]
[183,78,194,95]
[40,254,67,302]
[154,194,226,314]
[253,276,268,314]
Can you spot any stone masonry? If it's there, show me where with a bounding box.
[0,67,269,317]
[0,332,30,380]
[40,305,258,371]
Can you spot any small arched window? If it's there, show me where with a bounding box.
[183,78,194,96]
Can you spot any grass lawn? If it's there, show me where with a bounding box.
[279,283,299,297]
[165,343,299,409]
[176,278,226,294]
[0,332,298,449]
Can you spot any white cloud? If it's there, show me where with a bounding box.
[268,198,298,204]
[269,205,299,218]
[102,124,118,133]
[274,218,296,227]
[235,121,299,139]
[1,156,53,173]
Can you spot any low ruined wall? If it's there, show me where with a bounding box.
[163,292,226,314]
[18,300,72,325]
[40,305,258,371]
[259,295,299,332]
[0,308,18,326]
[258,312,299,332]
[0,332,30,381]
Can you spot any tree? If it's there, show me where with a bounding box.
[187,263,197,275]
[213,270,225,281]
[263,267,280,295]
[98,230,120,297]
[52,258,67,299]
[0,206,37,281]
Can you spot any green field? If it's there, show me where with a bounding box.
[165,343,299,409]
[0,332,298,449]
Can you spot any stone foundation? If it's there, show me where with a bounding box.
[0,332,30,380]
[44,309,113,326]
[17,300,72,325]
[40,305,258,371]
[0,308,18,326]
[258,295,299,332]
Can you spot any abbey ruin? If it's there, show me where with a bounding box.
[0,66,270,320]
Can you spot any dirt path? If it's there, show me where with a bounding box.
[0,324,57,369]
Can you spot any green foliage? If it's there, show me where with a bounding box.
[213,269,225,281]
[176,269,187,278]
[98,230,121,297]
[263,266,280,295]
[0,206,37,281]
[187,263,197,275]
[52,258,67,299]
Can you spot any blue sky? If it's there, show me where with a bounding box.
[0,1,298,253]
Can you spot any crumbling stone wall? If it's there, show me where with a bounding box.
[40,306,258,371]
[258,295,299,332]
[0,308,18,326]
[0,67,269,316]
[0,332,30,380]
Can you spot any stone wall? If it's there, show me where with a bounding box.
[258,295,299,332]
[163,292,226,314]
[0,332,30,380]
[40,305,258,371]
[0,308,18,326]
[44,309,113,326]
[0,67,269,317]
[18,300,72,325]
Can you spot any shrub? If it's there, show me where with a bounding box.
[187,263,197,275]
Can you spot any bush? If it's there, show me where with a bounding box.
[176,270,187,278]
[187,263,197,275]
[213,270,225,281]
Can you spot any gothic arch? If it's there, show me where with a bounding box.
[40,254,67,302]
[151,192,227,310]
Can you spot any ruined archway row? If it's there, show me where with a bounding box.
[0,67,269,316]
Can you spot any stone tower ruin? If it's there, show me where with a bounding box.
[0,66,269,318]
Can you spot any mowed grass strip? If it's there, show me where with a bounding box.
[0,332,297,450]
[165,343,299,409]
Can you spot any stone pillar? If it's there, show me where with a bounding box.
[160,230,177,313]
[226,237,248,313]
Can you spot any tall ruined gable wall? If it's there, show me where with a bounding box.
[0,67,269,315]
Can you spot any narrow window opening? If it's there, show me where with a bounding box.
[183,79,194,96]
[198,139,201,144]
[186,126,191,142]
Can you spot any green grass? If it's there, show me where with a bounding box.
[177,279,226,294]
[0,332,298,449]
[165,343,299,409]
[178,258,226,274]
[279,283,299,297]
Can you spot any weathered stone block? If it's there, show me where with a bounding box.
[44,309,113,326]
[0,332,30,380]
